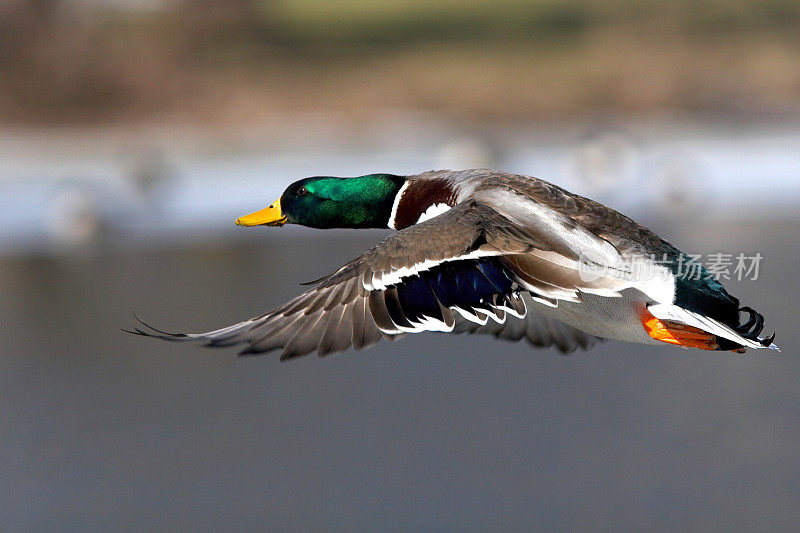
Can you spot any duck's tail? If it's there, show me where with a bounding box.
[647,303,778,352]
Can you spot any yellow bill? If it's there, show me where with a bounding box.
[235,199,287,227]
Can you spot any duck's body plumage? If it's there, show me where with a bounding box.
[132,169,776,357]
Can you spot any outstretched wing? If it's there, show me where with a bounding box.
[131,201,597,358]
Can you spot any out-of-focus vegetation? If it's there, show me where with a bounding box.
[2,0,800,123]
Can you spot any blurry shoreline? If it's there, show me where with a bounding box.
[3,1,800,126]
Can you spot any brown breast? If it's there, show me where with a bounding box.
[393,178,458,230]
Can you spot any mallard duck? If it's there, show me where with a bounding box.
[130,169,777,358]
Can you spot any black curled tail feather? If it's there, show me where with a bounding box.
[713,304,775,350]
[734,306,775,347]
[672,266,775,349]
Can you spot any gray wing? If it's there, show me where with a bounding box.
[468,178,677,305]
[131,202,597,359]
[466,170,681,258]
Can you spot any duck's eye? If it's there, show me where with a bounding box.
[297,186,309,197]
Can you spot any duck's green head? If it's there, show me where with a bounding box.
[235,174,406,229]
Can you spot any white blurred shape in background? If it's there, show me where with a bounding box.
[1,118,799,257]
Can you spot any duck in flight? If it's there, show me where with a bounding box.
[130,169,777,358]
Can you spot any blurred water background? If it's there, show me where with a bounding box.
[2,1,800,531]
